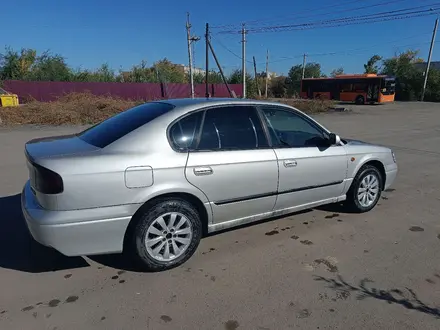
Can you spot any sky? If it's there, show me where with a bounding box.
[2,0,439,76]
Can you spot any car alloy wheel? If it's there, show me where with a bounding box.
[357,173,380,208]
[131,197,202,272]
[145,212,193,262]
[345,164,383,213]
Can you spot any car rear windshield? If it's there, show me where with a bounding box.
[77,102,175,148]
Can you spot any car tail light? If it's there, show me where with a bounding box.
[33,163,64,194]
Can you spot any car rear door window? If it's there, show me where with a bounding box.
[169,111,203,151]
[78,102,174,148]
[197,105,268,150]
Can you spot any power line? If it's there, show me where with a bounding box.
[257,0,414,27]
[266,33,433,64]
[213,0,414,30]
[228,7,440,34]
[305,3,440,25]
[210,34,253,64]
[212,0,368,29]
[218,5,440,34]
[202,38,436,73]
[269,41,435,65]
[214,32,433,68]
[208,7,439,73]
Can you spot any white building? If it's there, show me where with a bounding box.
[176,64,205,75]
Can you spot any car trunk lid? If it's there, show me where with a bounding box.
[25,134,100,160]
[25,134,100,209]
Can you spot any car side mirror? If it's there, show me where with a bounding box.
[328,133,341,145]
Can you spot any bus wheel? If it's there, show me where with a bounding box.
[355,95,365,105]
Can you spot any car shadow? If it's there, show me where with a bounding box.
[315,274,440,319]
[315,202,360,214]
[89,253,143,272]
[336,101,382,106]
[0,193,89,273]
[90,208,314,272]
[204,208,313,237]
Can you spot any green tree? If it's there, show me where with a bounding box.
[71,68,92,82]
[27,51,72,81]
[0,47,20,80]
[153,58,186,83]
[122,60,157,83]
[364,55,382,74]
[330,67,344,77]
[192,71,224,84]
[0,47,37,80]
[381,50,424,101]
[228,69,257,97]
[269,76,288,98]
[423,68,440,102]
[286,63,322,96]
[92,63,116,82]
[72,64,117,82]
[208,71,224,84]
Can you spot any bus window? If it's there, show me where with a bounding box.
[300,75,395,103]
[353,83,367,91]
[382,78,396,95]
[340,83,351,92]
[386,81,395,94]
[301,80,309,92]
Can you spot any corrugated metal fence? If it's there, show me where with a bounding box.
[2,80,243,102]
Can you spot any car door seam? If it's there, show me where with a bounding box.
[184,151,214,224]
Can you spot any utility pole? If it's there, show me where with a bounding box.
[205,23,210,98]
[207,39,234,97]
[301,53,307,79]
[253,56,261,97]
[265,49,269,98]
[186,13,195,98]
[241,24,246,98]
[421,18,439,102]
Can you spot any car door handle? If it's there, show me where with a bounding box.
[283,159,297,168]
[193,166,213,176]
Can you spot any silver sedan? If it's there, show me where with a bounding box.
[21,98,398,271]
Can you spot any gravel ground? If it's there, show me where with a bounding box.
[1,101,440,330]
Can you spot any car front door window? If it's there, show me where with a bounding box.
[261,107,328,148]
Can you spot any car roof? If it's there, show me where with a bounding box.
[157,97,288,108]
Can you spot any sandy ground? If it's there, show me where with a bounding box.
[1,101,440,330]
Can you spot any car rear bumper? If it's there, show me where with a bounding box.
[384,163,398,190]
[21,181,135,257]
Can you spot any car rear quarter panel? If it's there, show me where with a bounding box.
[39,115,211,214]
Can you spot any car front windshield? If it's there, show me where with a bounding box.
[77,102,175,148]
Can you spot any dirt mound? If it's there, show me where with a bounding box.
[0,92,138,125]
[0,93,333,126]
[269,98,336,113]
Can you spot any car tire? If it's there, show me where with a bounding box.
[345,165,382,213]
[355,95,365,105]
[354,95,365,105]
[131,197,202,272]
